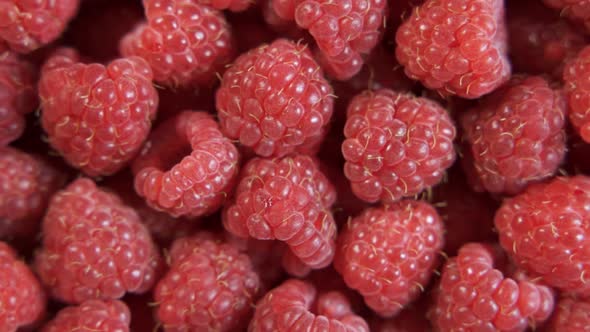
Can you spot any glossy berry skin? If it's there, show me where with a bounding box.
[495,176,590,297]
[461,76,567,195]
[35,178,162,304]
[548,296,590,331]
[223,154,337,270]
[543,0,590,33]
[249,279,369,332]
[120,0,234,87]
[342,89,456,204]
[39,48,159,177]
[133,111,239,218]
[429,243,554,331]
[335,201,444,317]
[216,39,334,158]
[0,241,45,332]
[395,0,511,99]
[564,46,590,143]
[0,0,79,53]
[155,232,260,332]
[195,0,253,11]
[41,300,130,332]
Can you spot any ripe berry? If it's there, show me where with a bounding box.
[461,76,567,195]
[35,178,162,304]
[564,45,590,143]
[195,0,253,11]
[342,89,456,204]
[543,0,590,33]
[41,300,130,332]
[395,0,511,99]
[547,296,590,331]
[216,38,334,157]
[39,48,159,177]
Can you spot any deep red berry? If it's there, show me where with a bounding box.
[543,0,590,33]
[547,296,590,331]
[120,0,234,87]
[564,46,590,143]
[395,0,511,99]
[133,111,239,218]
[342,89,456,203]
[195,0,253,11]
[35,178,162,304]
[41,300,130,332]
[39,48,159,177]
[461,76,567,195]
[216,38,334,157]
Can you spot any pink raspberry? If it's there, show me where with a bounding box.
[41,300,130,332]
[395,0,511,99]
[547,296,590,331]
[0,0,80,53]
[564,46,590,143]
[461,76,567,195]
[335,201,444,317]
[249,279,369,332]
[120,0,234,87]
[495,175,590,297]
[429,243,554,331]
[223,154,337,271]
[39,48,159,177]
[132,111,239,218]
[195,0,253,11]
[216,39,334,157]
[0,241,46,332]
[35,178,162,304]
[342,89,456,204]
[543,0,590,33]
[154,232,260,331]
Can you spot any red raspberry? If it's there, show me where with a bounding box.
[0,0,79,53]
[342,89,456,204]
[564,46,590,143]
[249,279,369,332]
[35,178,162,304]
[461,76,567,195]
[120,0,234,87]
[495,175,590,297]
[41,300,130,332]
[543,0,590,33]
[335,201,444,317]
[429,243,555,331]
[216,39,334,158]
[154,232,260,331]
[0,241,46,332]
[195,0,253,11]
[223,154,337,271]
[395,0,511,99]
[132,111,239,218]
[547,296,590,331]
[39,48,159,177]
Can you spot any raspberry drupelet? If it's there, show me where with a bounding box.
[461,76,567,195]
[34,178,162,304]
[216,39,334,158]
[395,0,511,99]
[132,111,239,218]
[0,241,46,332]
[41,300,130,332]
[154,232,260,331]
[335,200,444,317]
[429,243,554,331]
[120,0,234,87]
[38,48,159,177]
[543,0,590,33]
[547,296,590,331]
[223,154,337,271]
[249,279,369,332]
[564,45,590,143]
[342,89,456,204]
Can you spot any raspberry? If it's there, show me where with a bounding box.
[35,178,162,304]
[564,46,590,143]
[342,89,456,204]
[249,279,369,332]
[0,0,80,53]
[0,147,64,240]
[216,38,334,158]
[461,76,567,195]
[429,243,555,331]
[39,48,159,177]
[547,296,590,331]
[41,300,130,332]
[543,0,590,33]
[195,0,253,12]
[223,154,337,270]
[132,111,239,218]
[395,0,511,99]
[0,241,45,332]
[154,232,260,331]
[495,175,590,297]
[335,201,444,317]
[120,0,234,87]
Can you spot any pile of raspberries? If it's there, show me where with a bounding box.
[5,0,590,330]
